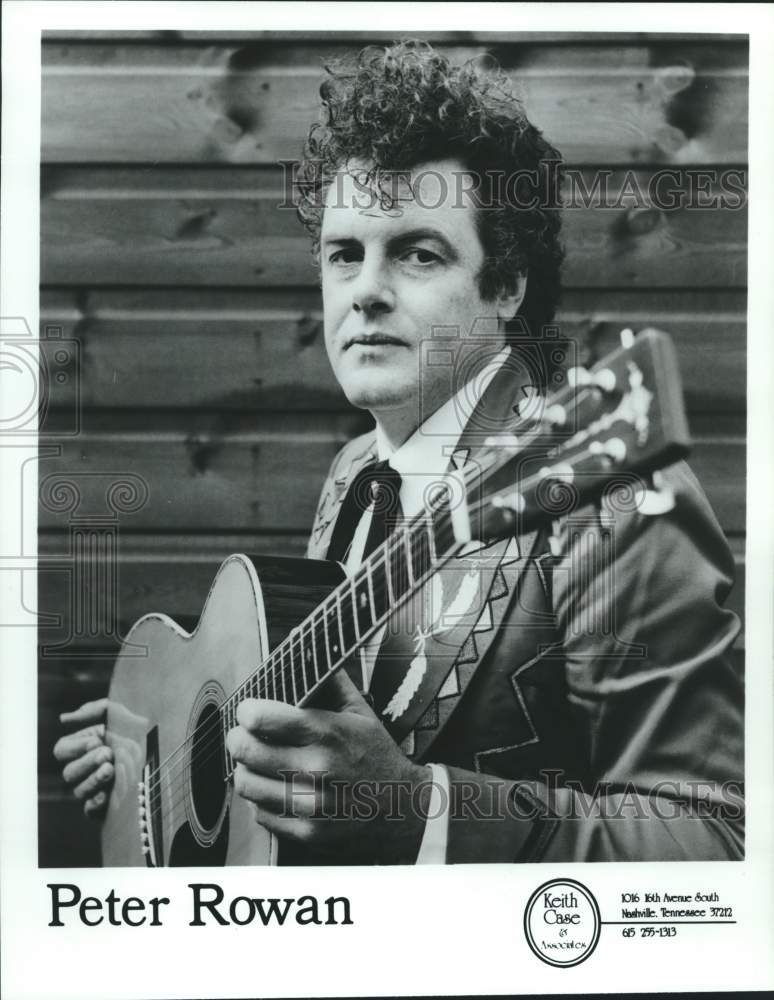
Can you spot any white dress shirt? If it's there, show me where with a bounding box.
[343,347,511,863]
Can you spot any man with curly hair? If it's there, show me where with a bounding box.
[56,41,743,864]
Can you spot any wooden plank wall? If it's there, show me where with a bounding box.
[38,31,748,866]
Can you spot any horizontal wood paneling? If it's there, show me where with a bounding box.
[37,531,309,641]
[40,167,748,289]
[38,414,363,532]
[40,288,746,413]
[42,41,748,165]
[38,423,745,533]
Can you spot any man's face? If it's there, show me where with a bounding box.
[320,159,522,435]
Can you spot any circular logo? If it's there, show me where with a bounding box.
[524,878,601,967]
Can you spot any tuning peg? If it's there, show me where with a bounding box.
[634,471,675,515]
[539,463,574,483]
[592,368,617,393]
[567,366,592,388]
[569,366,616,394]
[620,328,635,349]
[589,437,627,464]
[544,403,567,426]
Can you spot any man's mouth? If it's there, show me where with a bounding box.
[344,333,407,350]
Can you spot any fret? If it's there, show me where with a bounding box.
[300,623,317,694]
[320,610,332,675]
[365,563,378,620]
[286,640,299,706]
[432,503,454,559]
[425,510,438,564]
[388,530,410,604]
[411,517,433,582]
[289,631,302,704]
[335,591,346,653]
[312,610,329,681]
[324,599,344,667]
[403,529,415,587]
[383,540,394,605]
[370,553,389,621]
[269,657,279,701]
[341,579,359,649]
[276,647,288,704]
[353,569,374,637]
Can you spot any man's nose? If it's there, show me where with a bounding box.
[351,259,395,316]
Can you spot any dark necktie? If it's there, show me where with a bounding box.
[326,459,403,564]
[327,460,420,718]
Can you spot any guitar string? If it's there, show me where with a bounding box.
[137,449,497,820]
[139,368,608,799]
[138,377,613,826]
[139,403,623,831]
[141,435,624,839]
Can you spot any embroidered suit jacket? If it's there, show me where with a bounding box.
[306,359,744,863]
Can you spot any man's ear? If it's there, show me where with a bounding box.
[497,272,528,323]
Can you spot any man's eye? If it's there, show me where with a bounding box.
[401,247,441,265]
[328,248,362,265]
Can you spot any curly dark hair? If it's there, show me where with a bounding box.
[295,40,564,344]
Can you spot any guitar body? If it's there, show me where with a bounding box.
[101,553,345,867]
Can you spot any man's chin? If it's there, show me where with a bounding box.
[341,380,415,413]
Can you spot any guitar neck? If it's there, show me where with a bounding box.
[219,503,463,776]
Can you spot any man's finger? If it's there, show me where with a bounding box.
[83,790,109,818]
[235,698,323,746]
[232,764,322,818]
[53,725,106,763]
[311,669,375,717]
[62,744,113,787]
[73,758,114,802]
[59,698,108,729]
[226,725,309,776]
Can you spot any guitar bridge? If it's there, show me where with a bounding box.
[138,726,162,867]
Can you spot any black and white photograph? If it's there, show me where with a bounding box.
[1,2,773,997]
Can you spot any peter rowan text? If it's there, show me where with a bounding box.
[47,883,354,927]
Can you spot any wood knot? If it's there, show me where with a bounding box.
[622,206,662,236]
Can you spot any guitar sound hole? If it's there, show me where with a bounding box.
[190,703,227,832]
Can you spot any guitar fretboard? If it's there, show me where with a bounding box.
[219,501,459,778]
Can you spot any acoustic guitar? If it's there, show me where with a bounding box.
[101,329,690,866]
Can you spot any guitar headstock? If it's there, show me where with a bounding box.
[470,328,691,539]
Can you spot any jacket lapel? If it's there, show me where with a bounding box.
[372,351,545,756]
[306,433,376,562]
